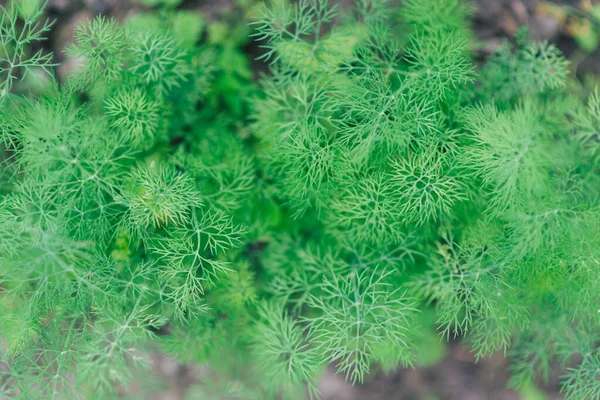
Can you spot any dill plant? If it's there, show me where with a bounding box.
[251,0,600,399]
[0,0,600,399]
[0,1,256,397]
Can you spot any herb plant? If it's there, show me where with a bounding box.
[251,0,600,398]
[0,1,256,397]
[0,0,600,399]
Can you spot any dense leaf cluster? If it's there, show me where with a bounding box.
[252,0,600,398]
[0,2,256,397]
[0,0,599,399]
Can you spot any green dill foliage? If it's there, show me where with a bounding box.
[0,1,53,101]
[2,0,600,399]
[0,2,257,398]
[0,1,54,97]
[251,0,600,398]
